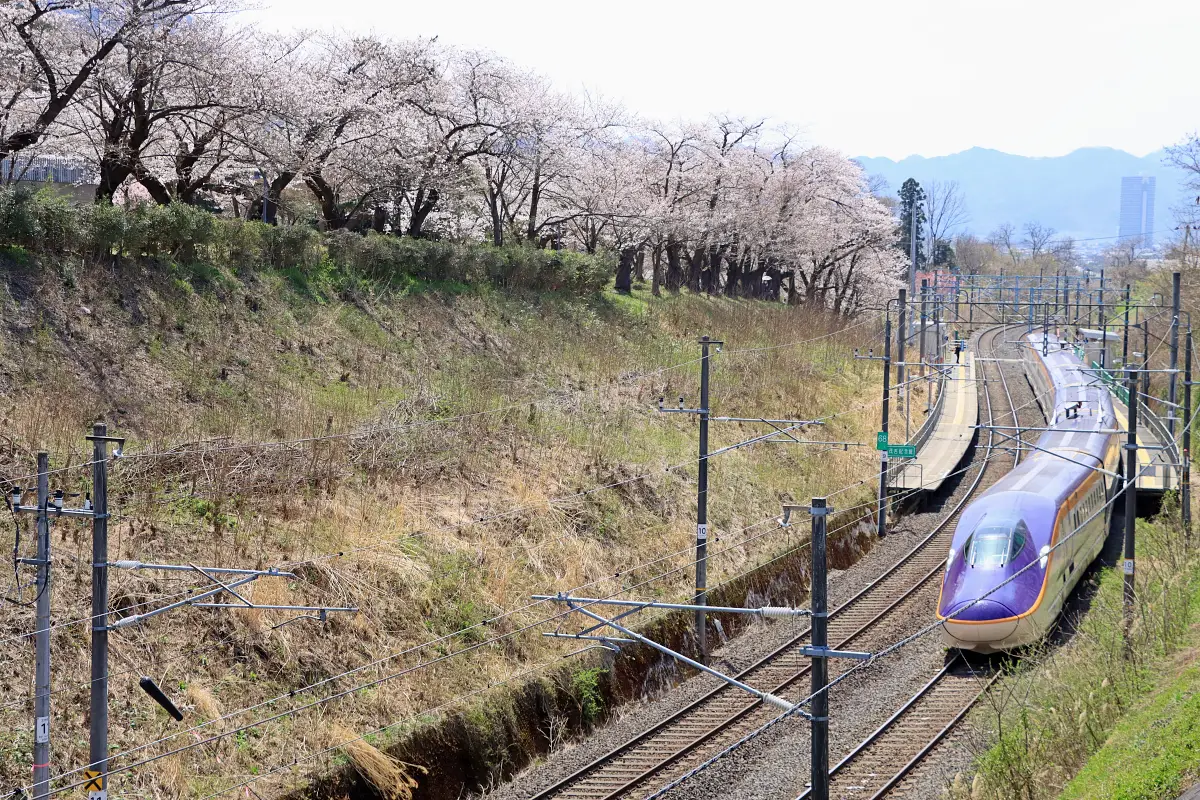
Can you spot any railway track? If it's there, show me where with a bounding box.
[793,324,1034,800]
[529,325,1024,800]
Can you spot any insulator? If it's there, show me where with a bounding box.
[759,606,804,619]
[761,693,794,711]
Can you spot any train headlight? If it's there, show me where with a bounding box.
[1039,545,1050,570]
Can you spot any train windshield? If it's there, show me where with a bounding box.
[965,519,1029,569]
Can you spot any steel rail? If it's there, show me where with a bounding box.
[792,325,1023,800]
[529,325,1018,800]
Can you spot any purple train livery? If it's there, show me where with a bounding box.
[937,332,1121,652]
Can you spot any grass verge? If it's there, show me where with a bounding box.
[949,499,1200,800]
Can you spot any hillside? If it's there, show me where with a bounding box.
[855,147,1191,241]
[0,247,893,799]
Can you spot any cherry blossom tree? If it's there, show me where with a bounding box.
[0,0,216,167]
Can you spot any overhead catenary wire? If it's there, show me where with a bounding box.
[6,322,1093,797]
[26,477,901,800]
[1,511,805,797]
[0,321,984,796]
[0,339,888,721]
[101,395,1029,800]
[9,422,901,797]
[644,458,1157,800]
[0,319,875,490]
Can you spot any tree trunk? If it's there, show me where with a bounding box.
[614,246,637,294]
[634,249,646,285]
[407,185,439,237]
[95,159,133,203]
[724,247,744,298]
[686,247,705,293]
[652,244,663,297]
[133,166,172,206]
[526,166,542,242]
[304,170,347,230]
[787,271,800,306]
[249,172,295,225]
[665,238,684,294]
[707,243,725,296]
[484,187,503,246]
[742,266,765,298]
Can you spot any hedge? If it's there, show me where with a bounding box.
[0,186,614,296]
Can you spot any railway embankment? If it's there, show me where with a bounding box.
[0,251,893,800]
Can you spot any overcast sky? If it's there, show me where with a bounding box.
[248,0,1200,161]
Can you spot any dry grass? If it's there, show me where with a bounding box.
[325,724,424,800]
[186,684,223,721]
[0,264,885,798]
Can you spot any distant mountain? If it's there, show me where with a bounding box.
[854,147,1191,244]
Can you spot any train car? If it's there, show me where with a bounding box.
[937,332,1121,652]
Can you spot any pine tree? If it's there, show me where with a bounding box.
[898,178,927,268]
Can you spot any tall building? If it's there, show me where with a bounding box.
[1118,176,1156,248]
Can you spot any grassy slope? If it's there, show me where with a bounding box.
[0,256,889,797]
[1060,655,1200,800]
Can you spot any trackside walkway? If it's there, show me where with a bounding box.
[891,353,977,493]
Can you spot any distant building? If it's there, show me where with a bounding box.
[1,155,96,202]
[1118,176,1156,248]
[1,154,91,184]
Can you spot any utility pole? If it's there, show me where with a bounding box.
[809,496,830,800]
[1042,303,1050,356]
[919,279,929,380]
[1169,271,1181,440]
[1098,268,1106,370]
[11,429,356,800]
[1123,368,1139,655]
[1123,284,1132,369]
[908,202,917,337]
[1184,328,1193,546]
[88,423,118,800]
[695,335,712,663]
[33,452,51,800]
[897,289,909,443]
[927,287,938,414]
[879,313,892,539]
[1143,320,1152,399]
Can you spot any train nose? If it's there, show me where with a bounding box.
[940,599,1019,644]
[943,598,1017,622]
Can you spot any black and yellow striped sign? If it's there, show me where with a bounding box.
[83,770,103,792]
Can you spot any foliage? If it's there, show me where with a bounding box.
[0,188,614,296]
[1,5,905,310]
[897,178,927,267]
[571,668,606,725]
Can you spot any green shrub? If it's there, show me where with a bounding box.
[571,668,606,725]
[0,187,614,297]
[0,186,80,252]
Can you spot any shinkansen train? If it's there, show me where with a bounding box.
[937,331,1121,652]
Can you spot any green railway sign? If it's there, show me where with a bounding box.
[876,431,888,450]
[887,444,917,459]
